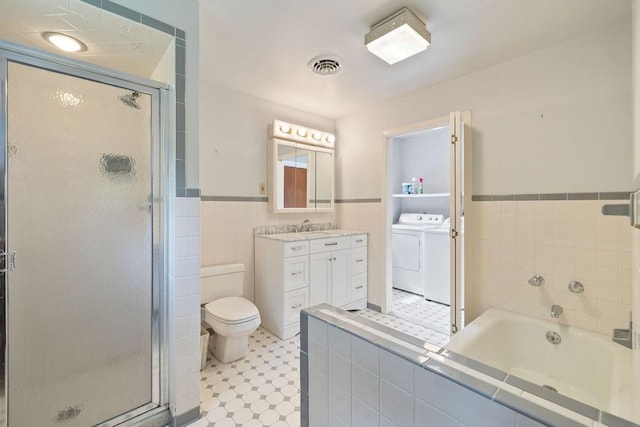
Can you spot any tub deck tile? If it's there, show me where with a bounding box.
[495,389,592,427]
[505,374,599,420]
[601,412,640,427]
[439,349,508,381]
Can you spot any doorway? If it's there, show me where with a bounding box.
[382,112,470,345]
[1,46,170,426]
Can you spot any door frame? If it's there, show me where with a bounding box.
[0,40,174,426]
[381,111,471,334]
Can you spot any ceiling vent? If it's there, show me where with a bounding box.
[308,55,343,76]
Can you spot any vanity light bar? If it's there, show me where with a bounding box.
[272,119,335,148]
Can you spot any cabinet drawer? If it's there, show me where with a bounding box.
[283,256,309,291]
[351,273,367,301]
[284,288,309,325]
[350,247,367,275]
[351,234,367,248]
[283,241,309,257]
[310,236,350,253]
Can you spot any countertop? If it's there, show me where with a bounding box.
[256,229,367,242]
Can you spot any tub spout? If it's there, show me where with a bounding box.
[613,320,633,349]
[551,305,563,318]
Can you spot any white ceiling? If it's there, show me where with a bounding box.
[0,0,173,78]
[199,0,631,119]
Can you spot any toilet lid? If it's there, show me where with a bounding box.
[205,297,259,323]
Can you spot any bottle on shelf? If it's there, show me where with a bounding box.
[419,177,424,194]
[411,177,417,194]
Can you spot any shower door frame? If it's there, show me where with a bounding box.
[0,40,173,427]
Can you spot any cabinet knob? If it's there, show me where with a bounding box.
[355,239,363,243]
[291,271,302,276]
[355,259,363,263]
[355,285,363,289]
[291,303,302,309]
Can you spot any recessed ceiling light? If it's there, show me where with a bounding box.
[42,32,88,53]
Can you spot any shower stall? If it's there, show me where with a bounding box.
[0,43,171,426]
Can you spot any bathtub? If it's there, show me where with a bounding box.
[446,308,634,420]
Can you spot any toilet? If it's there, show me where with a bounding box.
[201,263,260,363]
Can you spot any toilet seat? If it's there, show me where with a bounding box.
[205,296,259,325]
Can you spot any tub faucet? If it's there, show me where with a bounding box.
[613,320,633,349]
[551,305,563,318]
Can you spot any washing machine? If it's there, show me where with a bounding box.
[392,213,444,296]
[424,220,451,305]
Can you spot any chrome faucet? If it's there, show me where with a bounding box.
[551,305,563,318]
[528,275,544,287]
[613,320,633,349]
[301,219,311,232]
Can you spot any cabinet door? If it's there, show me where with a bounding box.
[309,252,331,306]
[330,250,350,307]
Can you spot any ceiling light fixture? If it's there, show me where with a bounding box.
[42,32,88,53]
[365,7,430,65]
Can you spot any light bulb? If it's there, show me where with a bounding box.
[312,132,322,141]
[326,135,336,144]
[42,32,87,52]
[279,124,291,133]
[296,128,308,137]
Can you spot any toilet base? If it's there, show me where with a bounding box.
[212,333,249,363]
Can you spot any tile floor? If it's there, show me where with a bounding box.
[193,291,450,426]
[389,288,451,336]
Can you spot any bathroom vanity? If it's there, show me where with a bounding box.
[255,230,368,339]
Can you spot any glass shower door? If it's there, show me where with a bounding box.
[4,61,156,426]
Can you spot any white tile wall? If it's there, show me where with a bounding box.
[306,321,550,427]
[174,197,202,417]
[469,200,633,334]
[200,201,335,301]
[631,227,640,423]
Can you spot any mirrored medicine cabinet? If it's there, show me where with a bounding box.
[267,120,335,213]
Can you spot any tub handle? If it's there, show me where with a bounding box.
[568,280,584,293]
[528,275,544,287]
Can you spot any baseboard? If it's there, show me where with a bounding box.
[174,407,200,427]
[367,302,381,312]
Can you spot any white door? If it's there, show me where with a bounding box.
[309,252,330,306]
[330,250,350,307]
[449,111,468,333]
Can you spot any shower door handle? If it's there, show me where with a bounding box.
[0,251,16,273]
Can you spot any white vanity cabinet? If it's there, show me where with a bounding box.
[255,239,310,340]
[255,231,368,339]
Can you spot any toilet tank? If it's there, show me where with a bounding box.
[200,263,244,304]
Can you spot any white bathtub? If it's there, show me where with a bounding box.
[446,308,634,419]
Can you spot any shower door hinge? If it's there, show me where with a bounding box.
[450,229,459,239]
[451,324,458,334]
[0,251,16,273]
[451,135,458,144]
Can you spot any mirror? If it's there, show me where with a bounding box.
[269,139,334,213]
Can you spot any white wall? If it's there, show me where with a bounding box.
[113,0,200,188]
[336,21,633,312]
[631,0,640,420]
[198,83,334,197]
[337,21,632,198]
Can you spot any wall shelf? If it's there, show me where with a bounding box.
[392,193,450,198]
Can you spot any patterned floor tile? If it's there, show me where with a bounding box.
[194,290,451,426]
